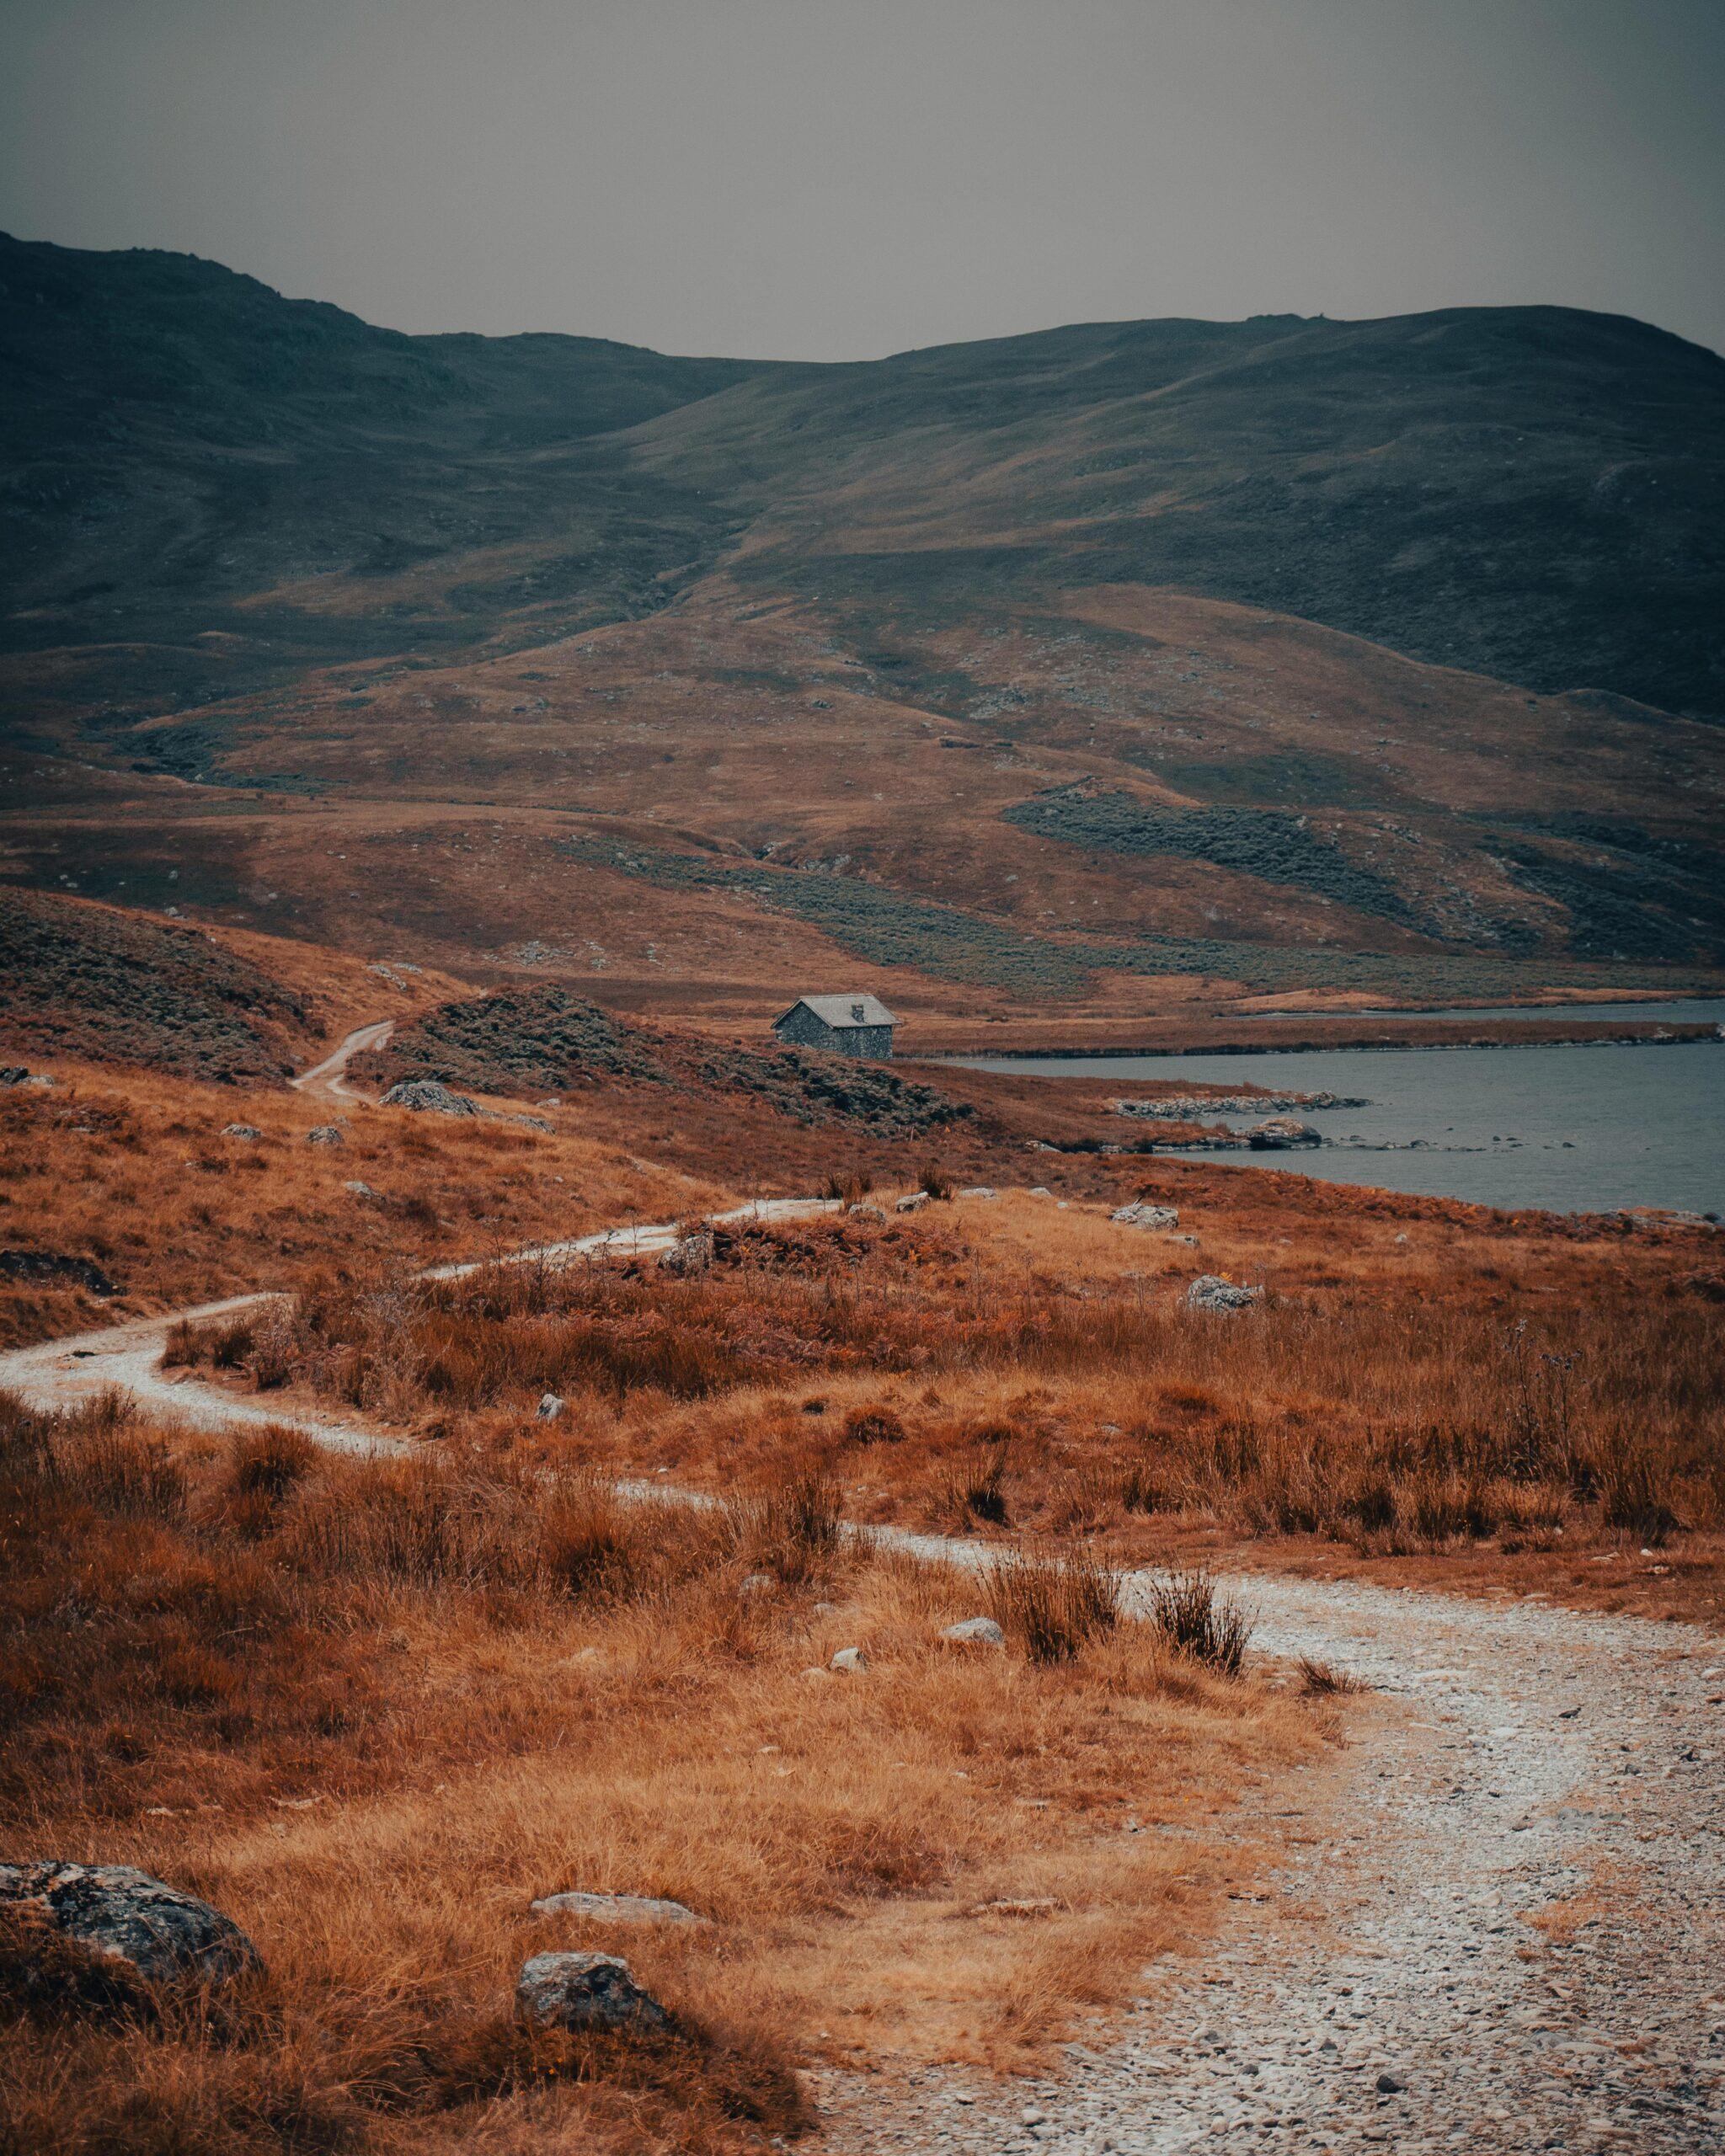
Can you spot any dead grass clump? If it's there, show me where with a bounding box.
[1145,1572,1251,1678]
[734,1469,843,1588]
[1598,1451,1680,1547]
[841,1404,905,1446]
[917,1161,954,1201]
[942,1437,1012,1529]
[1295,1655,1368,1696]
[984,1553,1119,1664]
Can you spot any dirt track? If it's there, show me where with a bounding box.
[3,1196,1720,2153]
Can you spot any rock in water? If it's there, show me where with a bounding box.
[0,1862,259,1990]
[380,1080,478,1117]
[1185,1275,1264,1314]
[529,1891,705,1926]
[1245,1117,1321,1150]
[942,1616,1006,1647]
[1111,1202,1179,1230]
[516,1950,672,2032]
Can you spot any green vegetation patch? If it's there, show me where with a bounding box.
[1001,788,1422,925]
[0,884,306,1082]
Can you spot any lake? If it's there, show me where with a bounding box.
[953,1038,1725,1214]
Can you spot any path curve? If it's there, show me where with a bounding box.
[2,1199,1719,2152]
[290,1018,395,1102]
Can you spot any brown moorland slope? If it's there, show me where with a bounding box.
[3,238,1723,1022]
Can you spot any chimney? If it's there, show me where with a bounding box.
[851,1001,866,1022]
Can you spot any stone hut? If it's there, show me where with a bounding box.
[772,993,898,1060]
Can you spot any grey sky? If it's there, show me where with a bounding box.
[2,0,1720,360]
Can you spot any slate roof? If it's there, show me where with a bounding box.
[776,993,898,1030]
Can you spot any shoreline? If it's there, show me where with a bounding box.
[910,1021,1724,1063]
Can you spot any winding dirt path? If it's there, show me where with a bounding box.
[290,1018,395,1102]
[3,1187,1719,2151]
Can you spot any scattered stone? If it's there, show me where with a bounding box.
[380,1080,478,1117]
[1375,2071,1407,2094]
[0,1862,259,1992]
[971,1897,1059,1918]
[740,1572,776,1596]
[512,1113,555,1134]
[1111,1202,1179,1230]
[530,1891,704,1927]
[942,1617,1007,1648]
[959,1185,997,1199]
[536,1393,566,1421]
[222,1123,262,1140]
[1186,1274,1264,1314]
[1028,1185,1053,1198]
[895,1190,929,1213]
[306,1123,345,1146]
[342,1180,377,1198]
[515,1950,672,2033]
[846,1202,887,1222]
[830,1646,868,1673]
[0,1068,53,1089]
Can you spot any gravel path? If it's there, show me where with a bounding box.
[820,1561,1725,2154]
[4,1188,1719,2152]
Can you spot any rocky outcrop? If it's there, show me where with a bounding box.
[1111,1201,1179,1230]
[1246,1117,1321,1150]
[1185,1275,1265,1314]
[658,1227,714,1276]
[942,1616,1006,1648]
[0,1862,259,1993]
[516,1950,673,2033]
[0,1250,120,1295]
[306,1123,345,1145]
[381,1079,478,1116]
[1113,1091,1361,1120]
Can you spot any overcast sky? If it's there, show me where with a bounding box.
[2,0,1719,360]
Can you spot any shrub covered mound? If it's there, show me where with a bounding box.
[364,985,670,1093]
[363,984,968,1138]
[0,886,307,1082]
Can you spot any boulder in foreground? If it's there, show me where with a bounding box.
[1112,1201,1179,1230]
[0,1862,259,1993]
[516,1950,673,2033]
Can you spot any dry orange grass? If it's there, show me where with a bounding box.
[0,1057,728,1347]
[255,1194,1724,1613]
[0,1392,1319,2156]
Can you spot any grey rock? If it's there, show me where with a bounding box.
[942,1616,1007,1647]
[306,1123,346,1146]
[0,1068,53,1090]
[1111,1202,1179,1230]
[222,1123,262,1140]
[512,1113,555,1134]
[846,1202,887,1223]
[515,1950,672,2033]
[536,1393,566,1421]
[895,1191,930,1213]
[830,1645,868,1673]
[530,1890,704,1926]
[959,1185,998,1199]
[0,1862,259,1990]
[1375,2071,1407,2094]
[381,1080,478,1117]
[1186,1275,1264,1314]
[343,1179,377,1198]
[1246,1117,1322,1150]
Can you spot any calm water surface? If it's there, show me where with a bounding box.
[1240,998,1725,1026]
[955,1038,1725,1214]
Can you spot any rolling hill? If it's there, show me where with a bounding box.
[3,232,1723,1026]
